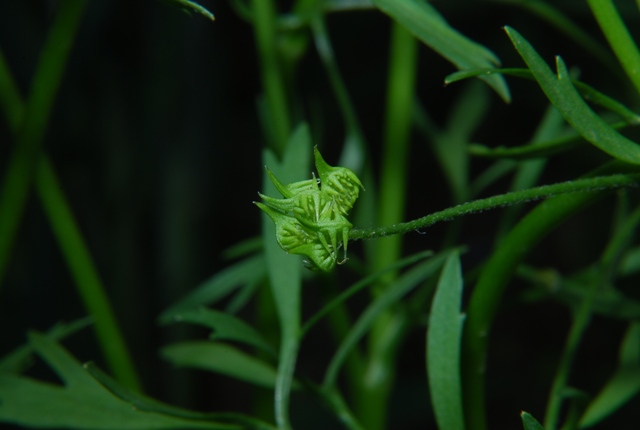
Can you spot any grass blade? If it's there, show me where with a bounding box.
[587,0,640,96]
[36,157,141,391]
[0,0,88,285]
[427,252,466,430]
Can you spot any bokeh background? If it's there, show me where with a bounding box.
[1,1,640,428]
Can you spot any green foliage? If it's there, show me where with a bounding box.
[2,0,640,430]
[427,252,465,430]
[0,333,239,429]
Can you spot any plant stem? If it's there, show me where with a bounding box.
[543,204,640,430]
[0,0,88,286]
[360,22,417,430]
[35,157,142,391]
[460,166,640,430]
[350,174,640,240]
[587,0,640,96]
[0,13,141,391]
[252,0,291,154]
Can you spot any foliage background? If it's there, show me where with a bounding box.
[1,0,639,428]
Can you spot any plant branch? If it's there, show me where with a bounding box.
[350,174,640,241]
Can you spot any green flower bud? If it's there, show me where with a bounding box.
[256,148,363,272]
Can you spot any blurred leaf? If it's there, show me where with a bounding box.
[301,250,433,337]
[619,246,640,277]
[261,123,310,428]
[580,323,640,427]
[427,252,466,430]
[159,254,266,322]
[221,236,263,260]
[0,333,234,429]
[0,317,92,374]
[551,275,640,321]
[521,411,545,430]
[164,308,276,357]
[162,341,279,390]
[504,26,640,164]
[159,0,215,20]
[372,0,510,102]
[84,363,276,430]
[495,0,617,75]
[323,250,452,389]
[446,68,640,125]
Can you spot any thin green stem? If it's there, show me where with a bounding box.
[0,7,141,391]
[252,0,291,154]
[35,157,142,391]
[0,0,88,285]
[359,22,417,430]
[350,174,640,241]
[373,23,418,273]
[587,0,640,96]
[461,165,640,430]
[0,49,23,130]
[311,16,366,170]
[544,204,640,430]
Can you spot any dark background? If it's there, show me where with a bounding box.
[1,0,639,428]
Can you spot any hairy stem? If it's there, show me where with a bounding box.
[350,174,640,241]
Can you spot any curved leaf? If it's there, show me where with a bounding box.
[162,341,279,389]
[0,333,233,429]
[505,26,640,164]
[372,0,510,102]
[427,252,466,430]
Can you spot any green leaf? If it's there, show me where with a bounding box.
[372,0,510,102]
[521,411,545,430]
[159,0,215,20]
[85,363,277,430]
[159,254,266,322]
[504,26,640,164]
[323,250,452,389]
[261,123,311,429]
[427,252,466,430]
[446,68,640,125]
[301,249,433,336]
[0,333,234,429]
[162,341,280,389]
[164,308,276,357]
[579,323,640,427]
[0,317,91,373]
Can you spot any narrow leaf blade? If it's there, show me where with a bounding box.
[427,252,466,430]
[505,26,640,164]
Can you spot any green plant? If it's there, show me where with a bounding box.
[2,0,640,429]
